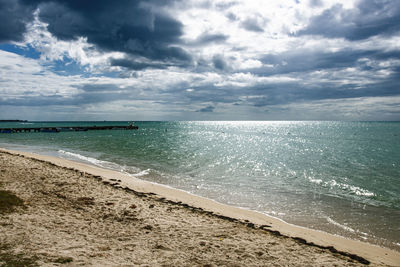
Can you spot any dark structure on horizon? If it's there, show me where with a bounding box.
[0,125,139,133]
[0,120,28,122]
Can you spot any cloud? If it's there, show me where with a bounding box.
[215,1,238,11]
[1,0,400,121]
[0,0,35,42]
[240,17,264,32]
[35,0,190,63]
[1,47,400,120]
[279,96,400,121]
[0,0,191,70]
[255,48,400,76]
[298,0,400,40]
[0,0,193,71]
[110,58,166,71]
[192,32,229,45]
[110,56,189,71]
[309,0,323,7]
[213,54,228,70]
[196,105,215,112]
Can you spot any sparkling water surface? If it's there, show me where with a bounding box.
[1,121,399,250]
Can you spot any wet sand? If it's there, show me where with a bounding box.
[0,148,399,266]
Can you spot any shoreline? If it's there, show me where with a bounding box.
[1,147,399,266]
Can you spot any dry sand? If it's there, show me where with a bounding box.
[0,148,399,266]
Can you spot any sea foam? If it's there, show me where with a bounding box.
[58,150,143,176]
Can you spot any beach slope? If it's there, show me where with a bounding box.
[0,148,399,266]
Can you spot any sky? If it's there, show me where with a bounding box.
[0,0,399,121]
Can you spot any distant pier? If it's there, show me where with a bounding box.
[0,120,28,122]
[0,125,139,133]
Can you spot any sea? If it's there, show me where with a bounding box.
[0,121,399,250]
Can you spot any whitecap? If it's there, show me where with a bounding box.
[308,177,323,185]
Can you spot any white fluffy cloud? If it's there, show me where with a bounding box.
[23,11,124,73]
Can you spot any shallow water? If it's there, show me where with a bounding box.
[1,121,399,250]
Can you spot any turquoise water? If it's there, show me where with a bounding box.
[1,121,399,250]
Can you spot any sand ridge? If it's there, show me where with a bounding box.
[0,149,399,266]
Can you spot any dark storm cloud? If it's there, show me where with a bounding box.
[298,0,400,40]
[0,0,190,68]
[34,0,190,63]
[0,0,34,42]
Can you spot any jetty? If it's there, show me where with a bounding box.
[0,120,28,122]
[0,125,139,133]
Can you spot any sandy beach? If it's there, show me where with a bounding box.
[0,148,399,266]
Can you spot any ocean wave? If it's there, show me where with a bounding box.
[307,177,375,197]
[58,150,145,177]
[267,210,285,216]
[131,169,151,177]
[327,180,375,197]
[325,217,371,240]
[58,150,106,166]
[308,177,323,185]
[326,217,355,233]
